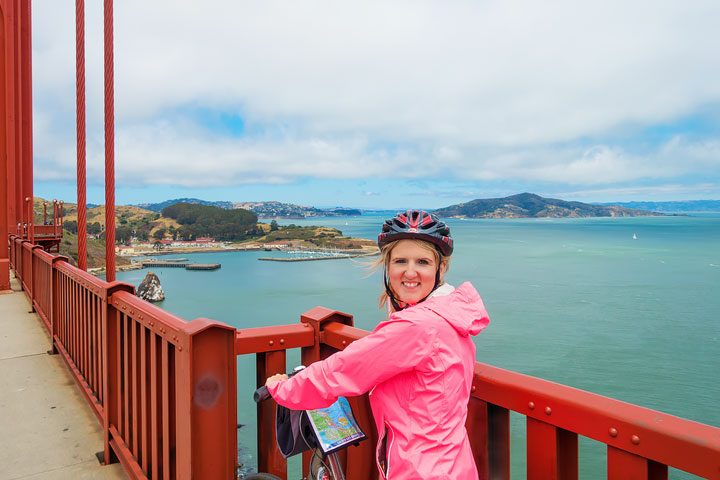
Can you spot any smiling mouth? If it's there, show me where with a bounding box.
[402,282,420,288]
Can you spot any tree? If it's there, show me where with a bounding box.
[115,225,134,245]
[88,222,102,235]
[270,220,279,231]
[153,228,166,240]
[161,203,258,240]
[63,220,78,234]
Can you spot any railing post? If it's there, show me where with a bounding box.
[104,282,135,467]
[48,255,69,355]
[256,349,287,479]
[29,244,42,311]
[526,417,578,480]
[7,235,17,278]
[608,446,668,480]
[468,394,511,480]
[299,307,363,479]
[176,318,238,479]
[300,306,354,365]
[22,242,40,310]
[488,404,511,478]
[1,232,8,291]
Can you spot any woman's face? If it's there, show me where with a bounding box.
[387,240,444,306]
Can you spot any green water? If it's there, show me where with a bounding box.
[117,215,720,479]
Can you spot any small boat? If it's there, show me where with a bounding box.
[632,233,638,240]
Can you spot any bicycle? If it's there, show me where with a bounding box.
[246,366,367,480]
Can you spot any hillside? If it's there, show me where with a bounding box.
[58,201,180,240]
[161,203,258,240]
[136,198,233,212]
[434,193,660,218]
[234,201,361,218]
[257,225,376,250]
[58,231,131,269]
[133,197,361,218]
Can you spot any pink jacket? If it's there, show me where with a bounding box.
[268,282,490,479]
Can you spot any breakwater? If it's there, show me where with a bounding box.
[140,260,221,270]
[258,251,377,262]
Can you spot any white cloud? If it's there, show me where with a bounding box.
[31,0,720,193]
[553,183,720,201]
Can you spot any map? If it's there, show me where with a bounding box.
[306,397,366,454]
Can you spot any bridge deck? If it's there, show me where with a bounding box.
[0,274,126,480]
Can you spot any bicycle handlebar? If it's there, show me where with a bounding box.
[254,385,270,403]
[253,365,305,403]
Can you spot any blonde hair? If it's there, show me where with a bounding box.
[373,239,451,310]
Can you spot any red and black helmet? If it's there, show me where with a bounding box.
[378,210,453,256]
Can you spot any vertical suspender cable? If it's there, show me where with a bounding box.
[76,0,87,271]
[103,0,116,281]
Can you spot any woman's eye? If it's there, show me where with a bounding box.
[418,259,431,265]
[393,259,407,264]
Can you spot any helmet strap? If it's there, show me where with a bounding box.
[383,270,405,312]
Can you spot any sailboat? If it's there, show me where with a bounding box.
[632,233,638,240]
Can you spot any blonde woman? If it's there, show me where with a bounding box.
[267,210,490,479]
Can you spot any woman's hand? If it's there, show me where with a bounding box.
[265,373,289,388]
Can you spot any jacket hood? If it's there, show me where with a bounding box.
[421,282,490,337]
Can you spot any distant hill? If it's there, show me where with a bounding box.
[233,201,361,218]
[597,200,720,213]
[136,198,233,212]
[135,198,361,218]
[161,203,258,241]
[434,193,660,218]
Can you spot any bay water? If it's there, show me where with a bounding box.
[117,214,720,479]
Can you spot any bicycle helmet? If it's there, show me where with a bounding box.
[377,210,453,256]
[378,210,453,311]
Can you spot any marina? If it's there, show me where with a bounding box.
[258,248,378,262]
[258,252,376,262]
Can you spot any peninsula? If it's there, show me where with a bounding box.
[433,193,663,219]
[32,198,375,271]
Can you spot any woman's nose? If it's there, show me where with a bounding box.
[404,263,419,276]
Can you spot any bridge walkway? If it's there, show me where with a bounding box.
[0,273,126,480]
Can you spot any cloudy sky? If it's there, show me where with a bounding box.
[32,0,720,209]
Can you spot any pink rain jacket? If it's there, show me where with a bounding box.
[268,282,490,479]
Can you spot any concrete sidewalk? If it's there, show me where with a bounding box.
[0,273,126,480]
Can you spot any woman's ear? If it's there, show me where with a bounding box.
[439,259,448,279]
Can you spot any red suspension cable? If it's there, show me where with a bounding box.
[104,0,116,281]
[76,0,87,270]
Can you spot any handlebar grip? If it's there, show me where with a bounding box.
[254,386,270,403]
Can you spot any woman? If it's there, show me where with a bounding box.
[266,210,490,479]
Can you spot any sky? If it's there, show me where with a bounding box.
[31,0,720,210]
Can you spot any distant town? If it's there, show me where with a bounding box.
[135,199,362,219]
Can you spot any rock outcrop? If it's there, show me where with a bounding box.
[136,271,165,302]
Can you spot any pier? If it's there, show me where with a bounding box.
[258,250,378,262]
[141,261,188,268]
[140,260,221,270]
[185,263,221,270]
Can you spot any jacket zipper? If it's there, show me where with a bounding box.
[386,422,394,479]
[376,422,395,479]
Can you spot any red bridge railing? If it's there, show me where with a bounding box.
[7,234,720,479]
[8,235,237,480]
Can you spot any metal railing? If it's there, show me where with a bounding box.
[7,235,720,479]
[9,236,237,480]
